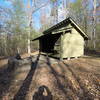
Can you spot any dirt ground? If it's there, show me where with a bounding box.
[0,53,100,100]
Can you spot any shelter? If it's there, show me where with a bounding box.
[32,17,88,59]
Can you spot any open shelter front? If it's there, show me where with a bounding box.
[39,33,62,58]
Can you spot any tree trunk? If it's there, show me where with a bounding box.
[27,0,32,55]
[28,38,31,54]
[92,0,96,49]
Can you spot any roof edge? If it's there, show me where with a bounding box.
[32,17,89,41]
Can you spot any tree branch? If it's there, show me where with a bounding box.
[32,0,50,13]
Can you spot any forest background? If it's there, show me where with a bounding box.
[0,0,100,56]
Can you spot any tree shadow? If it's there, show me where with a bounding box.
[46,56,70,99]
[33,85,53,100]
[70,60,100,91]
[13,54,40,100]
[0,62,16,99]
[57,61,81,96]
[63,61,95,100]
[47,58,85,99]
[46,56,96,99]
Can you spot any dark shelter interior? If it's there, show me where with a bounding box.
[39,33,61,53]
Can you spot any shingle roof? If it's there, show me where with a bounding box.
[32,17,88,41]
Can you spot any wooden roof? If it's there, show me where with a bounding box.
[32,17,88,41]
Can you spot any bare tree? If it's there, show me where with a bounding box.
[50,0,58,24]
[26,0,50,55]
[26,0,32,54]
[92,0,96,49]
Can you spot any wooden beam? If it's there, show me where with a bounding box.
[60,30,65,60]
[52,27,72,34]
[60,34,62,60]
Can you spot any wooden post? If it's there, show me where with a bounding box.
[60,34,63,60]
[60,31,65,61]
[60,35,62,60]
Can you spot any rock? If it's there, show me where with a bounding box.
[7,56,32,72]
[15,53,22,60]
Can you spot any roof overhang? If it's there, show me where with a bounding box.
[31,34,45,41]
[69,18,88,40]
[32,17,89,41]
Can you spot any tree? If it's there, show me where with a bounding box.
[0,0,28,56]
[92,0,96,49]
[26,0,32,54]
[26,0,50,55]
[9,0,27,54]
[50,0,58,24]
[0,6,12,56]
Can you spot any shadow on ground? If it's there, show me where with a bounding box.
[46,56,72,99]
[0,62,16,99]
[13,54,40,100]
[46,56,96,100]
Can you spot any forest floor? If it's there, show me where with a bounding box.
[0,52,100,100]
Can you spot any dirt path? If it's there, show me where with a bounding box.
[0,55,100,100]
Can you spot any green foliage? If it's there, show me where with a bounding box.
[0,0,38,56]
[8,0,27,54]
[0,0,100,56]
